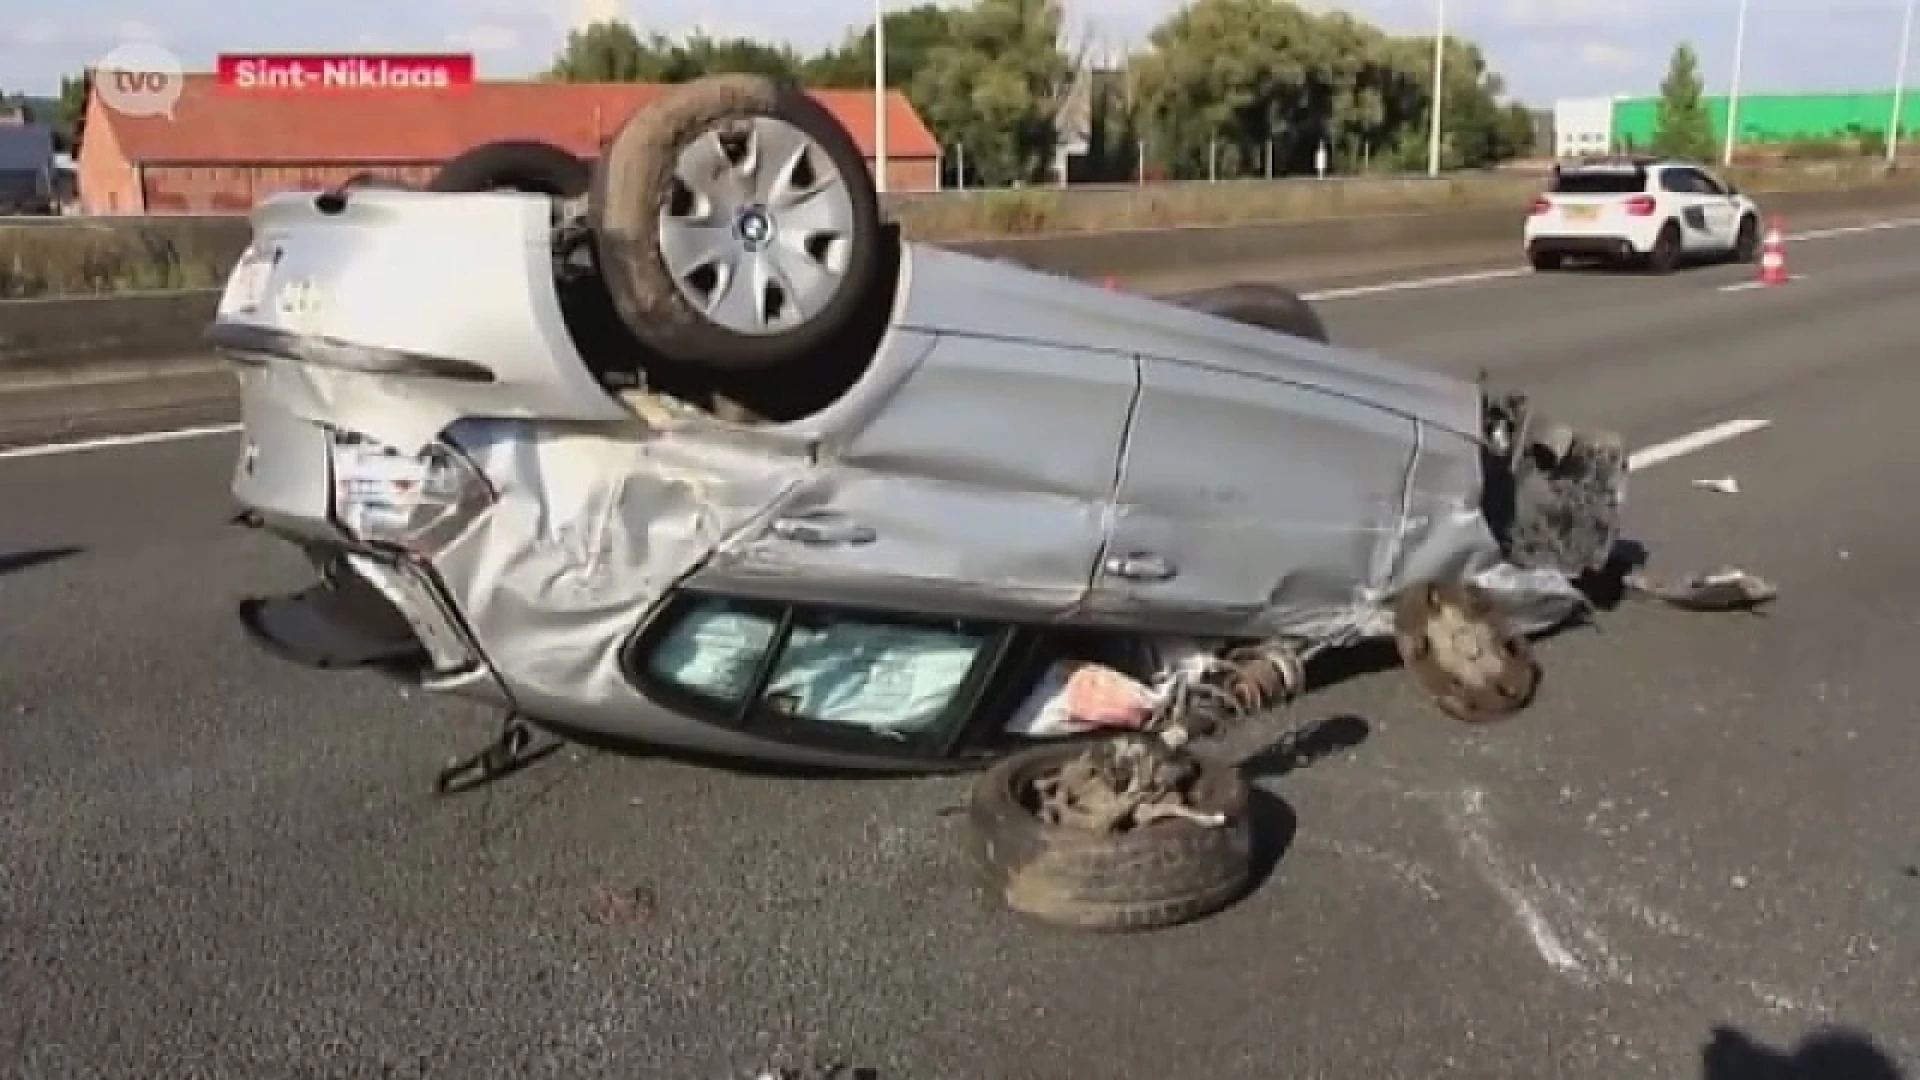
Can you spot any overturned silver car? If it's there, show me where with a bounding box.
[213,75,1630,782]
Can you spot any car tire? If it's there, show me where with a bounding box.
[1732,214,1761,263]
[966,737,1256,932]
[427,139,592,197]
[1390,580,1541,724]
[1644,222,1682,274]
[1167,282,1331,343]
[589,73,885,373]
[1528,249,1564,272]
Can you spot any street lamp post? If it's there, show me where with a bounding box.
[1426,0,1445,176]
[1722,0,1749,167]
[874,0,888,192]
[1892,0,1916,165]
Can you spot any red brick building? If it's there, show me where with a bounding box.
[76,76,943,214]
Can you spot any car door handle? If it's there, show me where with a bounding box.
[1103,551,1177,582]
[770,514,876,546]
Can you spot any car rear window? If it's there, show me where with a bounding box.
[1551,169,1646,194]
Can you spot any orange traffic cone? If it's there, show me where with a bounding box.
[1758,219,1789,285]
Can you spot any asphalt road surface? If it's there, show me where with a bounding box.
[4,223,1919,1080]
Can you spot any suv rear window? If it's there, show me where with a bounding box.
[1551,169,1646,194]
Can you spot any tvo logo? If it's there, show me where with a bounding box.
[94,41,185,119]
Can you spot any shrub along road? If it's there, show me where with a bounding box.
[1,224,1917,1079]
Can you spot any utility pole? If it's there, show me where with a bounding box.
[1426,0,1445,176]
[873,0,888,192]
[1723,0,1749,167]
[1893,0,1916,164]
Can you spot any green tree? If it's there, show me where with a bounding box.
[1126,0,1529,181]
[545,21,658,81]
[909,0,1072,186]
[1652,43,1717,161]
[545,22,799,83]
[804,5,958,89]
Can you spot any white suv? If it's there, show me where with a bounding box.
[1523,157,1763,273]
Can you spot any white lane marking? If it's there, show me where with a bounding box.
[1789,215,1920,240]
[1627,417,1771,472]
[1307,215,1920,303]
[0,422,242,462]
[1303,266,1530,301]
[1718,275,1804,292]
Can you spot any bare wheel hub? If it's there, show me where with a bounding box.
[1391,581,1541,724]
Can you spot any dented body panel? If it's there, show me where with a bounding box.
[217,190,1597,769]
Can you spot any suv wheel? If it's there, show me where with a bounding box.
[1644,222,1682,274]
[1732,215,1761,263]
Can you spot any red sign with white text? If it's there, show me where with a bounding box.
[215,53,475,93]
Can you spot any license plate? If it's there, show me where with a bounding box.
[1564,205,1600,221]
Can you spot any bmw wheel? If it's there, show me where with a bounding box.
[589,73,885,373]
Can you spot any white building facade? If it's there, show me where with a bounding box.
[1552,96,1617,158]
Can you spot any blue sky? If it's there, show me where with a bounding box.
[5,0,1918,104]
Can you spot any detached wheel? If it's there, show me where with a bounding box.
[966,737,1256,932]
[590,73,884,372]
[1391,581,1540,724]
[1170,282,1330,344]
[428,139,591,197]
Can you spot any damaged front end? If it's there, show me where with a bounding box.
[1479,388,1629,582]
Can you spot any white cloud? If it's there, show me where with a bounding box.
[1500,0,1653,31]
[567,0,625,31]
[112,17,164,42]
[1576,43,1641,72]
[447,23,521,53]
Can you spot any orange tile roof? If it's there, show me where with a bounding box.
[98,75,941,165]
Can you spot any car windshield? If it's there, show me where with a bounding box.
[1551,169,1645,195]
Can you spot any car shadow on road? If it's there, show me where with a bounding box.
[1243,784,1299,896]
[1703,1025,1907,1080]
[1234,712,1373,780]
[0,545,80,577]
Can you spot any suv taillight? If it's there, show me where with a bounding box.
[1624,195,1657,216]
[1530,195,1551,215]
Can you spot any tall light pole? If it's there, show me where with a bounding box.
[1892,0,1916,164]
[873,0,889,192]
[1722,0,1749,167]
[1426,0,1445,176]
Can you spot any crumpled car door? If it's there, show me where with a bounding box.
[689,334,1141,619]
[1085,353,1421,638]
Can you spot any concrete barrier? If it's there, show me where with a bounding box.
[3,181,1919,407]
[5,157,1916,301]
[0,291,226,382]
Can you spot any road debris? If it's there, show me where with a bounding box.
[1693,475,1740,494]
[1030,735,1226,832]
[583,883,657,926]
[1625,568,1778,613]
[752,1063,876,1080]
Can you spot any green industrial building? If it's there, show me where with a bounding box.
[1611,91,1918,146]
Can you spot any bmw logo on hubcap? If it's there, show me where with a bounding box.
[736,205,773,250]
